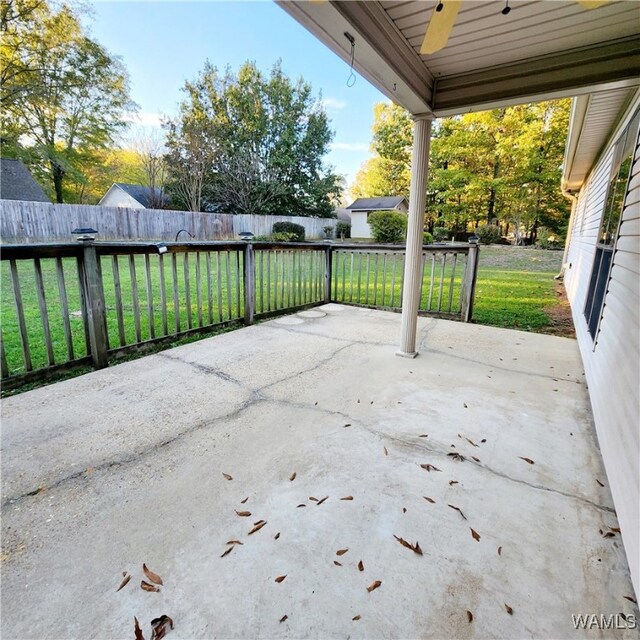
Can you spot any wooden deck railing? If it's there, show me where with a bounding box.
[0,241,479,387]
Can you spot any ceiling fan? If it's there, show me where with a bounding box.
[420,0,612,55]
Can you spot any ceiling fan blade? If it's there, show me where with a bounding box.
[420,0,462,55]
[575,0,611,7]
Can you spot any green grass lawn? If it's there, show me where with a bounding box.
[1,244,565,385]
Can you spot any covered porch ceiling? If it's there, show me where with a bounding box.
[278,0,640,117]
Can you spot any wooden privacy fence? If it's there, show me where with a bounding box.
[0,241,478,387]
[0,200,338,243]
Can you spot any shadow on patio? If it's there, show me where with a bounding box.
[1,305,636,638]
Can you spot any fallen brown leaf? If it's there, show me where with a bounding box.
[296,504,306,508]
[471,456,480,463]
[222,473,233,480]
[449,480,459,485]
[289,472,297,481]
[141,580,160,593]
[334,561,342,566]
[248,521,267,534]
[624,595,637,603]
[465,437,478,447]
[394,535,423,555]
[134,617,145,640]
[463,403,468,408]
[151,615,173,640]
[235,510,251,517]
[448,452,466,461]
[316,496,328,505]
[352,615,361,621]
[470,528,481,542]
[505,603,513,615]
[467,610,473,623]
[481,438,487,443]
[143,564,163,586]
[402,507,407,513]
[419,434,428,438]
[220,547,234,558]
[344,423,352,428]
[275,575,287,583]
[358,560,364,571]
[340,496,353,501]
[519,457,535,465]
[274,532,280,540]
[240,497,249,504]
[336,548,349,556]
[226,540,243,546]
[279,615,288,623]
[448,504,467,520]
[423,496,435,504]
[367,580,382,592]
[116,573,131,592]
[498,546,502,556]
[383,447,388,456]
[596,479,605,487]
[420,463,441,472]
[610,527,621,533]
[309,496,318,502]
[603,531,616,538]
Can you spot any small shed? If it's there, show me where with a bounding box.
[99,183,166,209]
[346,196,408,239]
[0,158,50,203]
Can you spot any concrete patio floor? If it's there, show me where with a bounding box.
[1,305,637,639]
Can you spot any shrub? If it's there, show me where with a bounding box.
[368,210,407,243]
[271,231,297,242]
[433,226,448,242]
[323,225,334,239]
[253,234,269,241]
[536,226,562,250]
[272,221,305,241]
[336,220,351,240]
[476,224,502,244]
[423,231,433,245]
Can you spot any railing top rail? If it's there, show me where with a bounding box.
[333,242,472,252]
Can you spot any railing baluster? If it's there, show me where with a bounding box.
[144,253,156,338]
[184,253,192,329]
[427,254,436,310]
[76,256,91,355]
[206,252,213,326]
[195,252,203,328]
[172,252,180,334]
[390,253,397,308]
[273,250,279,310]
[349,253,355,302]
[281,251,286,307]
[159,253,168,335]
[225,251,232,321]
[95,256,110,351]
[438,253,447,312]
[267,250,272,312]
[448,253,458,312]
[373,253,379,306]
[287,251,292,308]
[112,256,126,346]
[399,253,405,307]
[0,333,8,378]
[9,260,32,371]
[236,251,242,318]
[381,254,387,306]
[129,255,142,343]
[259,249,264,313]
[417,251,427,311]
[55,257,74,361]
[216,251,224,323]
[364,253,371,305]
[356,253,363,303]
[33,259,55,366]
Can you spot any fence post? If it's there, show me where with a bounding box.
[324,245,332,303]
[79,243,109,369]
[243,242,255,325]
[461,244,480,322]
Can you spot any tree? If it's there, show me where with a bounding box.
[1,1,135,202]
[164,60,342,216]
[130,128,168,209]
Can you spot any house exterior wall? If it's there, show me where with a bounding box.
[564,99,640,595]
[99,186,144,209]
[351,211,371,239]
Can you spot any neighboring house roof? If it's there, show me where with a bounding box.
[346,196,407,211]
[101,183,167,208]
[0,158,51,203]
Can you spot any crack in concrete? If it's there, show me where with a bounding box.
[370,430,616,515]
[156,352,246,387]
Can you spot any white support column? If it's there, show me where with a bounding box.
[397,115,433,358]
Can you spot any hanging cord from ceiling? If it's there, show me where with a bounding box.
[344,32,356,87]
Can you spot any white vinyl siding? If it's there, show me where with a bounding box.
[564,101,640,595]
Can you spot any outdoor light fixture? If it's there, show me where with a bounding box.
[238,231,255,241]
[501,1,511,15]
[71,227,97,242]
[468,234,479,244]
[156,242,168,254]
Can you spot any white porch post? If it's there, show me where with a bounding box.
[397,115,433,358]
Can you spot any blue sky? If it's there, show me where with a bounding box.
[88,1,389,188]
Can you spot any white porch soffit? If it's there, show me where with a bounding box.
[277,0,640,117]
[562,87,639,193]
